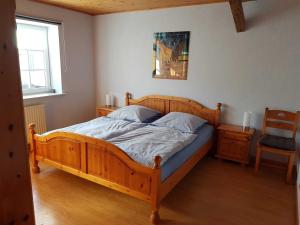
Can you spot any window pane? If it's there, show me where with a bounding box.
[17,23,48,50]
[20,71,30,89]
[30,70,47,88]
[19,50,29,70]
[29,50,46,70]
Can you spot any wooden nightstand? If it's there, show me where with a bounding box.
[216,124,256,166]
[96,106,119,117]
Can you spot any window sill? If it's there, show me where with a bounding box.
[23,92,66,100]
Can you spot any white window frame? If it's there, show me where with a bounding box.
[16,16,62,96]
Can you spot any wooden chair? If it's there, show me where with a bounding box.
[255,108,299,183]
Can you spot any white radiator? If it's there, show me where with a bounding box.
[24,104,47,139]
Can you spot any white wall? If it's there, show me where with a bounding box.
[17,0,96,130]
[94,0,300,136]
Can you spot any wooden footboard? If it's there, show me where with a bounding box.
[29,124,161,205]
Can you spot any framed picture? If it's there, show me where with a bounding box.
[152,31,190,80]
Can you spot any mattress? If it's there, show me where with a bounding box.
[161,124,214,181]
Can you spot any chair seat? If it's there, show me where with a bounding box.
[259,135,296,151]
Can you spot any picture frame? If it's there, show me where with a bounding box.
[152,31,190,80]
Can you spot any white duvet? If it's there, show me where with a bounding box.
[44,117,146,140]
[107,125,197,167]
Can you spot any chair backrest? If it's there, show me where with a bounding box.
[262,108,300,139]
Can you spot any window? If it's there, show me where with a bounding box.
[16,16,62,96]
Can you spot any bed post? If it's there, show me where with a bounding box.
[125,92,131,106]
[150,155,161,224]
[215,103,222,127]
[29,123,40,173]
[210,103,222,155]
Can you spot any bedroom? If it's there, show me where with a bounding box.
[1,0,299,225]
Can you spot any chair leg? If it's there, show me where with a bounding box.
[286,153,296,184]
[254,147,262,173]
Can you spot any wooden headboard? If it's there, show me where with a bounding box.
[125,92,222,127]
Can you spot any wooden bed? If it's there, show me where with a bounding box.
[30,93,222,224]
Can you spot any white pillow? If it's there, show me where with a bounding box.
[107,105,160,123]
[152,112,207,133]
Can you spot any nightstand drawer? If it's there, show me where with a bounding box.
[218,138,248,160]
[220,131,249,141]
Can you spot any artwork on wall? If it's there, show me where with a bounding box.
[152,31,190,80]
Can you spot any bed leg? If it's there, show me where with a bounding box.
[32,161,40,174]
[150,155,161,224]
[29,123,40,173]
[150,209,160,225]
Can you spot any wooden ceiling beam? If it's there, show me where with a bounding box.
[229,0,246,32]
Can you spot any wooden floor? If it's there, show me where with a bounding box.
[31,157,296,225]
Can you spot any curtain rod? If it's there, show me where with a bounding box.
[16,14,62,25]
